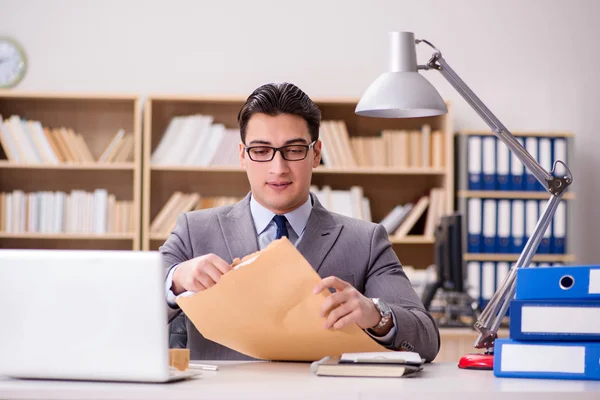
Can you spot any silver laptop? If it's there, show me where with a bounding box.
[0,249,199,383]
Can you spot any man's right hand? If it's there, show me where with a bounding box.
[171,253,232,295]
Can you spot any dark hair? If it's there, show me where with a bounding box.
[237,82,321,144]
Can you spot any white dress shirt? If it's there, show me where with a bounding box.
[165,193,396,345]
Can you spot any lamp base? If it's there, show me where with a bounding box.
[458,352,494,370]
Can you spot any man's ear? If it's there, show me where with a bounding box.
[312,139,322,168]
[239,142,247,170]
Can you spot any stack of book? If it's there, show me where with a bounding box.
[150,192,242,236]
[0,189,133,234]
[310,185,371,222]
[311,351,424,378]
[150,115,240,166]
[319,121,444,169]
[379,187,446,238]
[494,265,600,380]
[0,115,133,164]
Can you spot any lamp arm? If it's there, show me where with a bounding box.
[417,40,574,349]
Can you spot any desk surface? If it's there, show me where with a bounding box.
[1,361,599,400]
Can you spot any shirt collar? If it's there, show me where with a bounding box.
[250,193,313,237]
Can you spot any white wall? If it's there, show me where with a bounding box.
[2,0,600,263]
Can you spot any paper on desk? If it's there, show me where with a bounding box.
[176,237,390,361]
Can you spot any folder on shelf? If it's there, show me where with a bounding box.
[510,200,525,254]
[552,202,567,254]
[509,299,600,341]
[538,137,552,192]
[466,261,481,305]
[524,137,539,191]
[553,137,568,177]
[496,200,511,253]
[538,200,551,254]
[481,199,496,253]
[481,262,496,303]
[496,139,510,191]
[176,237,389,362]
[524,200,538,251]
[467,198,482,253]
[482,136,496,190]
[493,338,600,380]
[467,136,482,190]
[510,137,524,191]
[515,265,600,300]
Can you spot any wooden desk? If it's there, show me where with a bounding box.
[437,327,510,363]
[1,361,599,400]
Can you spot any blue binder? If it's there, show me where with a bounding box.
[467,198,482,253]
[524,137,539,191]
[494,338,600,380]
[497,138,510,191]
[538,200,551,254]
[468,136,483,190]
[482,136,496,190]
[509,138,524,191]
[510,299,600,341]
[516,265,600,300]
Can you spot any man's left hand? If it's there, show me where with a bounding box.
[313,276,382,331]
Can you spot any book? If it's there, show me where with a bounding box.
[339,351,423,365]
[509,299,600,341]
[516,265,600,300]
[310,356,422,378]
[494,338,600,380]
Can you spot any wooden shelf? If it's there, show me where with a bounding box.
[0,93,143,250]
[0,162,135,170]
[464,253,576,263]
[458,190,575,200]
[151,165,447,176]
[390,236,435,244]
[457,130,574,138]
[142,94,454,271]
[0,232,135,240]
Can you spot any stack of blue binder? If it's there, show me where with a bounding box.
[494,265,600,380]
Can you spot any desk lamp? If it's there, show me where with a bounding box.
[355,32,573,370]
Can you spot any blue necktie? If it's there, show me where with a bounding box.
[273,215,289,239]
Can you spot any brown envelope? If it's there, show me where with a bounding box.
[176,237,390,361]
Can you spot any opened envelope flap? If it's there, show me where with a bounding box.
[217,196,259,262]
[176,238,389,361]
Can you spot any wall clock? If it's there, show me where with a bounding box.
[0,37,27,88]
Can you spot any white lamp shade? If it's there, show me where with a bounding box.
[355,71,447,118]
[355,31,448,118]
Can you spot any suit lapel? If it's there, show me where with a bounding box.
[297,194,343,273]
[217,193,259,261]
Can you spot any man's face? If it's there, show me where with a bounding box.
[239,113,321,214]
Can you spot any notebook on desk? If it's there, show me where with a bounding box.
[311,351,424,378]
[0,249,199,383]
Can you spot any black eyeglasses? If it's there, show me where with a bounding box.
[244,141,316,162]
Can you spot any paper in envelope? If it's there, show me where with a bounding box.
[176,237,390,361]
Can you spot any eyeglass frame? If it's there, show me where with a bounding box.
[243,140,317,162]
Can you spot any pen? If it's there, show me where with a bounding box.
[188,363,219,371]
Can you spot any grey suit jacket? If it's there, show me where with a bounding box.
[160,192,440,362]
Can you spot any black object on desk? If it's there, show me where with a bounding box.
[421,213,478,327]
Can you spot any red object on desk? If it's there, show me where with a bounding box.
[458,352,494,370]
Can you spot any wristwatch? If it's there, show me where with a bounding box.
[370,298,392,330]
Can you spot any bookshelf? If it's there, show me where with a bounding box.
[455,130,575,307]
[142,95,454,271]
[0,92,142,250]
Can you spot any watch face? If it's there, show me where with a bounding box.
[0,38,27,88]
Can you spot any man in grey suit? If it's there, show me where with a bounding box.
[161,83,440,362]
